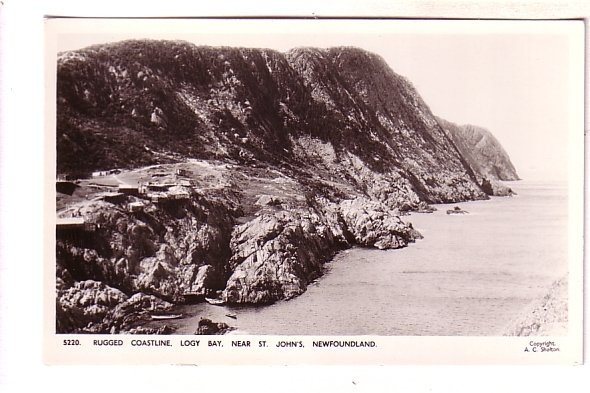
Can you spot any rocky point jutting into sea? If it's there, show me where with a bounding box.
[55,40,518,334]
[437,117,520,196]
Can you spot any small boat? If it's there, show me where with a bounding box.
[150,314,183,320]
[205,297,225,306]
[225,313,237,319]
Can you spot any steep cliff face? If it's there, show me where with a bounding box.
[287,47,485,205]
[55,40,494,332]
[57,40,486,205]
[437,117,519,183]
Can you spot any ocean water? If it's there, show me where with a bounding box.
[165,180,569,336]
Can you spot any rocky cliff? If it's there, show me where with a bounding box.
[437,117,519,195]
[57,41,486,204]
[55,40,494,333]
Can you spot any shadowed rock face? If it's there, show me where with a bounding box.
[55,40,501,332]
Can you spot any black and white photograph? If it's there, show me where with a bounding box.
[4,1,590,391]
[44,17,583,363]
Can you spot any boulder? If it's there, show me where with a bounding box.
[58,280,128,317]
[195,318,234,335]
[56,280,129,333]
[93,293,175,334]
[446,206,468,215]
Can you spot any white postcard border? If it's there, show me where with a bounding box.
[42,17,585,366]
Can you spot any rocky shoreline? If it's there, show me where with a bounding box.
[222,197,422,304]
[503,277,568,336]
[55,161,521,334]
[56,163,425,334]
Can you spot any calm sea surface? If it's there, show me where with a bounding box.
[161,180,569,336]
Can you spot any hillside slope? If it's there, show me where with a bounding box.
[57,40,486,205]
[437,117,519,195]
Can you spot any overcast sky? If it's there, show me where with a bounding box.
[52,19,583,181]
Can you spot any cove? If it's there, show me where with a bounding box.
[159,180,568,336]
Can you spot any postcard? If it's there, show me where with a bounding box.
[44,17,584,365]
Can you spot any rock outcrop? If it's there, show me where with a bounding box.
[56,280,128,333]
[223,209,338,304]
[222,197,421,304]
[56,279,175,334]
[446,206,469,215]
[195,318,235,335]
[337,197,422,249]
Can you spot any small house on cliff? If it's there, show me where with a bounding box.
[98,192,127,204]
[56,217,96,233]
[118,184,139,196]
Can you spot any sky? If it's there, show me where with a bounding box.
[51,19,584,181]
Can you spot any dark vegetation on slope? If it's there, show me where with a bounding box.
[57,40,486,204]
